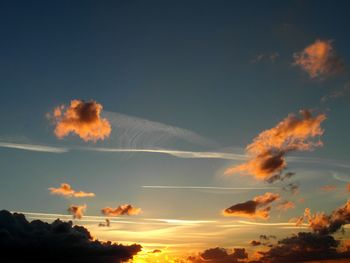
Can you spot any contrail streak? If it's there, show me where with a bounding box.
[0,142,68,153]
[2,141,350,171]
[141,185,279,190]
[87,147,247,160]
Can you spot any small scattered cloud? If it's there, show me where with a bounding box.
[321,185,337,192]
[282,182,300,195]
[321,83,350,102]
[250,240,262,246]
[49,183,95,198]
[293,39,344,79]
[0,210,141,262]
[149,249,162,254]
[67,204,86,219]
[223,192,280,219]
[277,200,295,211]
[225,110,326,181]
[266,172,295,184]
[98,219,110,227]
[49,99,112,142]
[251,52,279,64]
[101,204,142,216]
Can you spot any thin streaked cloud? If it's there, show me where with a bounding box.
[0,141,68,153]
[141,185,279,190]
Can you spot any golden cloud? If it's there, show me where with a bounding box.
[50,100,111,142]
[49,183,95,198]
[101,204,142,216]
[67,204,86,219]
[223,192,280,219]
[225,110,326,181]
[293,39,344,79]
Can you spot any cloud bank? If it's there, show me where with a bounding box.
[0,210,141,263]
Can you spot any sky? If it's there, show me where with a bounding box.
[1,1,350,262]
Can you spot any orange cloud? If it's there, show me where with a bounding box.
[321,185,337,192]
[67,204,86,219]
[225,110,326,181]
[49,183,95,198]
[50,100,111,142]
[101,204,142,216]
[297,200,350,234]
[293,39,344,79]
[277,200,295,211]
[346,183,350,192]
[223,192,280,219]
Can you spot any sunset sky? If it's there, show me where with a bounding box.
[1,1,350,262]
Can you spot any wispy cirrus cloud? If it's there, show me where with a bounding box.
[49,183,95,198]
[102,111,218,148]
[224,110,326,181]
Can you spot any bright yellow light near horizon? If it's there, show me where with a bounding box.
[133,252,180,263]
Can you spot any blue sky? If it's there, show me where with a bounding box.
[1,1,350,261]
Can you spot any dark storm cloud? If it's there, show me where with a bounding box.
[0,210,141,263]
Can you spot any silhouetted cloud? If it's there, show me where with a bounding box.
[297,200,350,235]
[282,182,300,195]
[98,219,110,227]
[67,204,86,219]
[101,204,142,216]
[0,210,141,262]
[149,249,162,254]
[266,172,295,183]
[188,247,248,263]
[250,240,262,246]
[223,192,280,219]
[49,183,95,198]
[293,39,344,79]
[49,100,111,142]
[225,110,326,181]
[258,232,349,263]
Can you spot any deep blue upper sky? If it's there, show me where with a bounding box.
[1,1,349,151]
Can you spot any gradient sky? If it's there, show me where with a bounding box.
[1,1,350,262]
